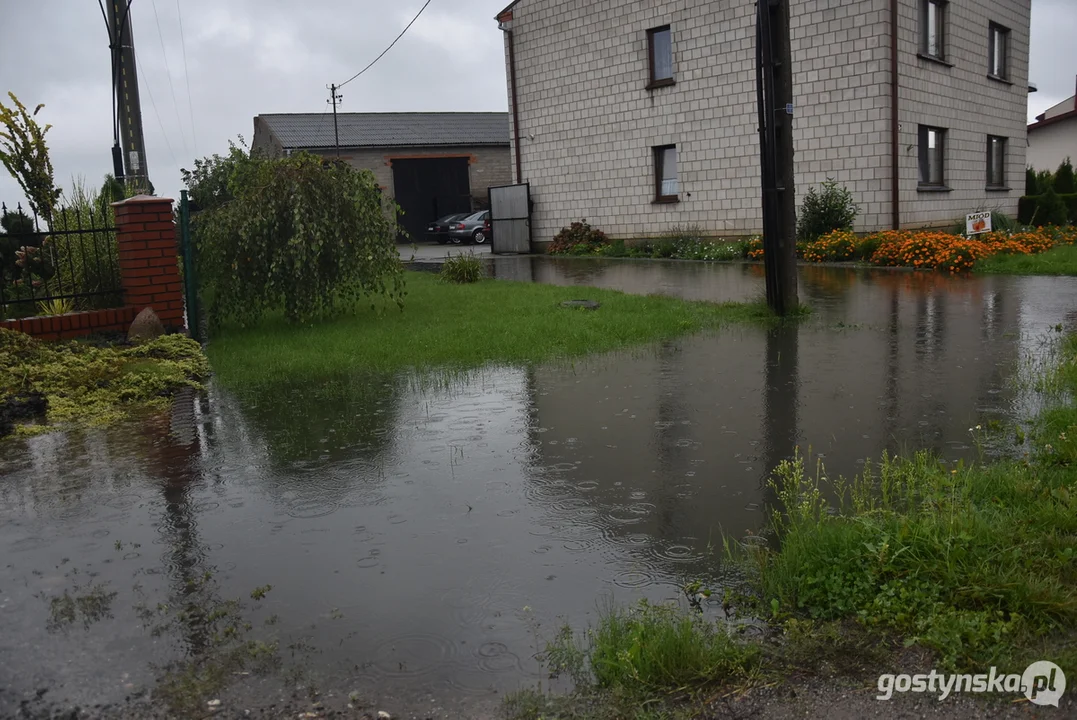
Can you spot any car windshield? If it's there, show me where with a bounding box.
[463,212,487,222]
[436,214,466,223]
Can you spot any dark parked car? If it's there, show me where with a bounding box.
[447,210,491,245]
[426,213,471,244]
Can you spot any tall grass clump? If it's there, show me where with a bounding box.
[542,600,759,694]
[745,438,1077,672]
[439,252,485,283]
[947,209,1019,237]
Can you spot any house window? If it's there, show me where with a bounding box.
[988,23,1009,79]
[921,0,946,60]
[918,126,946,188]
[654,145,678,202]
[987,136,1007,188]
[648,26,674,88]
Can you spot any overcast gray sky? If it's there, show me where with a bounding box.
[0,0,1074,208]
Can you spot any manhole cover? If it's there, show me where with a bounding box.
[561,300,601,310]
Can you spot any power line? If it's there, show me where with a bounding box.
[338,0,434,88]
[134,47,180,171]
[95,0,118,147]
[175,0,198,156]
[149,0,189,157]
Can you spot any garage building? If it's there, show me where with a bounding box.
[252,112,511,242]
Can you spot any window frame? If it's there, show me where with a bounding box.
[986,135,1008,189]
[653,145,679,203]
[920,0,947,62]
[988,22,1010,81]
[647,25,675,89]
[918,125,947,190]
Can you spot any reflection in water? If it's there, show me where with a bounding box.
[229,373,402,467]
[760,325,799,523]
[762,325,799,479]
[2,259,1077,714]
[155,389,211,657]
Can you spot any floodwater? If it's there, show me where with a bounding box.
[2,258,1077,717]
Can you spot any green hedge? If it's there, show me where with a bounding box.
[1018,193,1077,226]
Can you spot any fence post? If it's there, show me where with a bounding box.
[112,195,187,332]
[178,190,201,341]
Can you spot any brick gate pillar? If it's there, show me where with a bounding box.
[112,195,187,332]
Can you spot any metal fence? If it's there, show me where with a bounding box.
[0,201,123,319]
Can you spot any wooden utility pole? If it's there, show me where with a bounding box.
[756,0,798,315]
[106,0,151,192]
[328,84,342,157]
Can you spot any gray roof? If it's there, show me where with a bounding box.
[258,112,510,150]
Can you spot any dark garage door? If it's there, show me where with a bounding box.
[391,157,471,243]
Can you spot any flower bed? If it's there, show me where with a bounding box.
[546,223,1077,274]
[754,226,1076,273]
[862,227,1074,273]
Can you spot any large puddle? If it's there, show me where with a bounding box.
[3,259,1077,715]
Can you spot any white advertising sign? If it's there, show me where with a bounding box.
[966,211,992,235]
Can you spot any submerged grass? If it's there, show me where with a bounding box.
[207,271,788,388]
[974,244,1077,275]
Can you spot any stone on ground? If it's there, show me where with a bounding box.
[128,307,166,344]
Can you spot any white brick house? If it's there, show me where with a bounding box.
[1026,83,1077,172]
[496,0,1030,246]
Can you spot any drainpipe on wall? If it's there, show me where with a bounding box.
[499,15,524,185]
[890,0,901,230]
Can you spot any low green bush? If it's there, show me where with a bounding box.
[1,330,209,435]
[439,252,485,284]
[650,237,678,258]
[675,239,745,261]
[594,238,626,257]
[548,223,748,263]
[796,179,859,242]
[853,232,882,260]
[547,220,610,255]
[1017,191,1077,226]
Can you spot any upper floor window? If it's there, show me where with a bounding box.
[654,145,679,202]
[989,23,1010,80]
[987,136,1007,188]
[918,125,947,188]
[648,26,674,88]
[921,0,947,61]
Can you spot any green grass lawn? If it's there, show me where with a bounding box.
[207,271,782,388]
[975,245,1077,275]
